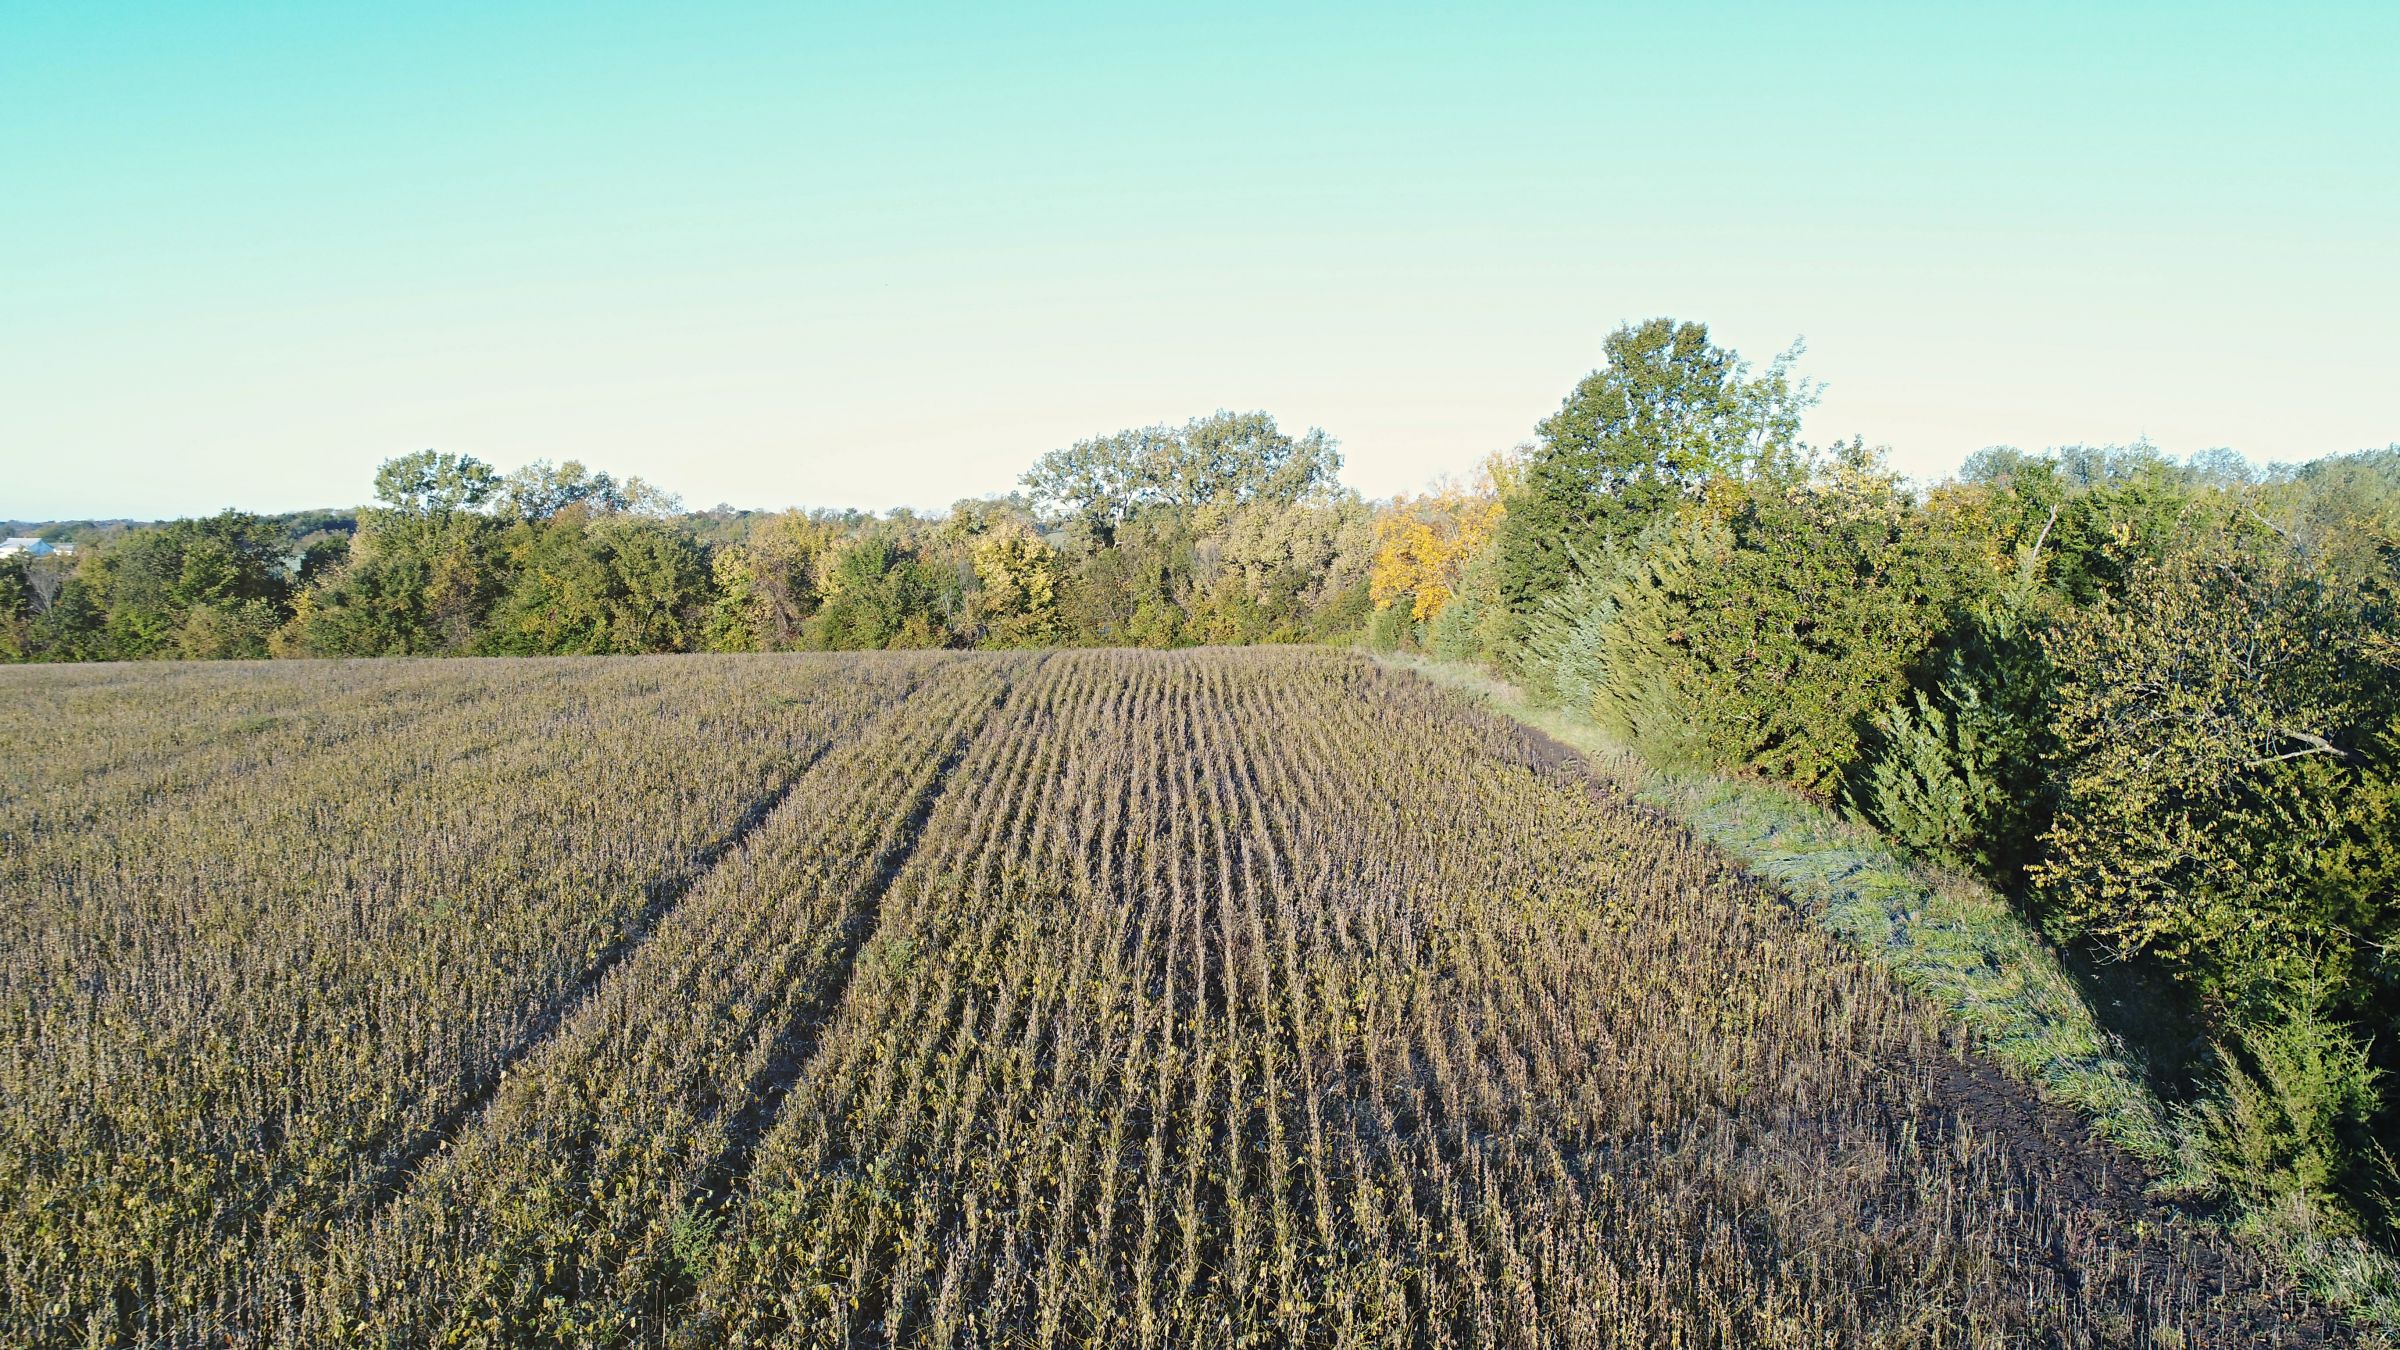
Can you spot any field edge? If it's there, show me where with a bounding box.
[1380,651,2400,1345]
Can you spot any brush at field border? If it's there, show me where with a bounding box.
[1380,651,2400,1345]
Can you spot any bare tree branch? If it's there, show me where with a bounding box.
[2244,727,2350,768]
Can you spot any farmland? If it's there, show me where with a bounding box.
[0,649,2349,1346]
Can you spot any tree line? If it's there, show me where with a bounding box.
[7,322,2396,1257]
[0,412,1372,662]
[1371,319,2400,1258]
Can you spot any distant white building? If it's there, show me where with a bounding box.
[0,537,52,558]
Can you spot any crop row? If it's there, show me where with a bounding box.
[0,653,955,1345]
[684,649,2328,1347]
[291,654,1032,1345]
[0,648,2345,1347]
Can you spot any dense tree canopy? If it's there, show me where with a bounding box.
[1524,443,1980,792]
[2033,525,2399,1016]
[372,450,501,517]
[1494,319,1814,613]
[1021,410,1344,539]
[500,459,680,521]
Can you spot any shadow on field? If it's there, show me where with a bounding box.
[2054,945,2217,1101]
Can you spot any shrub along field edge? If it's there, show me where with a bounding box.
[1385,652,2400,1343]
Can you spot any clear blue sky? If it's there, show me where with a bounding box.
[4,1,2393,519]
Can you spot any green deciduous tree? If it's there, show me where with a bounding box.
[2032,525,2400,1018]
[73,511,295,660]
[706,512,838,652]
[810,535,952,650]
[500,459,680,521]
[480,510,713,655]
[372,450,501,517]
[1496,319,1814,615]
[968,527,1062,648]
[284,452,709,657]
[279,509,505,656]
[1958,443,2205,606]
[1023,411,1342,540]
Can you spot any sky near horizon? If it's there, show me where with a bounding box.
[3,2,2394,521]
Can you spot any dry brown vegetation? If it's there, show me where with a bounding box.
[0,650,2351,1346]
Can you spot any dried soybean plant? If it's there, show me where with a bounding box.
[295,655,1032,1345]
[0,650,2351,1348]
[0,654,942,1345]
[684,650,2341,1348]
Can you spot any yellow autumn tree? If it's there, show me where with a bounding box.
[970,527,1061,647]
[705,511,837,651]
[1370,465,1507,622]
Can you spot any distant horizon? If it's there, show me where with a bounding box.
[7,2,2395,521]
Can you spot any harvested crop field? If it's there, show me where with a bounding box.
[0,649,2348,1347]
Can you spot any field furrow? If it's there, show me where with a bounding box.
[291,654,1031,1345]
[0,648,2353,1348]
[680,649,2342,1348]
[0,654,944,1345]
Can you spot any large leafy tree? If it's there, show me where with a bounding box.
[1022,410,1342,540]
[968,527,1061,648]
[1177,494,1375,645]
[499,459,680,521]
[1495,319,1812,614]
[283,452,509,655]
[1843,446,2212,881]
[371,450,501,516]
[1051,510,1196,647]
[482,510,712,654]
[1957,443,2201,606]
[705,511,839,652]
[1371,472,1508,624]
[809,534,952,650]
[2032,524,2400,1018]
[81,511,294,659]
